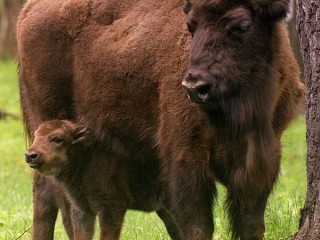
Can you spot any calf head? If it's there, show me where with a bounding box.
[182,0,290,106]
[25,120,92,175]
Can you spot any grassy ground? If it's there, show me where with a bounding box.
[0,59,307,239]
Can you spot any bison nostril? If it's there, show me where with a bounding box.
[182,68,217,104]
[182,81,214,104]
[25,151,39,163]
[30,153,38,159]
[196,84,211,98]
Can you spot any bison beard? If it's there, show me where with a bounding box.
[17,0,304,239]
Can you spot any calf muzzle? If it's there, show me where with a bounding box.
[25,150,43,169]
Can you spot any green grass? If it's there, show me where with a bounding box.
[0,59,306,239]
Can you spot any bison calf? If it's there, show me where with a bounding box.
[25,120,180,240]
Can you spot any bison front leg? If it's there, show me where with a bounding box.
[167,157,216,240]
[227,130,281,240]
[226,190,270,240]
[98,205,126,240]
[156,208,182,240]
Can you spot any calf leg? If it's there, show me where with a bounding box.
[71,207,95,240]
[156,208,182,240]
[55,187,74,239]
[32,173,74,239]
[32,173,59,240]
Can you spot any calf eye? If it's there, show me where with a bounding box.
[186,20,197,36]
[52,137,63,144]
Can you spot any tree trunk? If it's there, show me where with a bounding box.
[287,0,304,82]
[0,0,25,59]
[294,1,320,239]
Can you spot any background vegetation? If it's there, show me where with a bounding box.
[0,59,307,239]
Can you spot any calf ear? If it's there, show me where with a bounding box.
[255,0,290,21]
[183,0,192,14]
[71,126,93,146]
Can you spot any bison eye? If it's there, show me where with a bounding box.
[230,25,249,35]
[52,137,63,144]
[227,21,251,36]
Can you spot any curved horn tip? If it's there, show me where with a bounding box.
[255,0,275,6]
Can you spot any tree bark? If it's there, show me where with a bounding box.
[294,1,320,239]
[287,0,304,82]
[0,0,25,59]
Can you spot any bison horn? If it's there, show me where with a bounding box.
[253,0,289,20]
[254,0,275,6]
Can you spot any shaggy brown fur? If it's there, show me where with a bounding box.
[26,120,181,240]
[17,0,304,239]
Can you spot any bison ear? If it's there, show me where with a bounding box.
[71,126,93,147]
[255,0,290,21]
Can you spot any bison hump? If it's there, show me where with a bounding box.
[59,0,91,39]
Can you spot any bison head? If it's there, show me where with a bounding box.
[25,120,92,176]
[182,0,290,106]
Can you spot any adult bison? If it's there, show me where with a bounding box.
[17,0,304,239]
